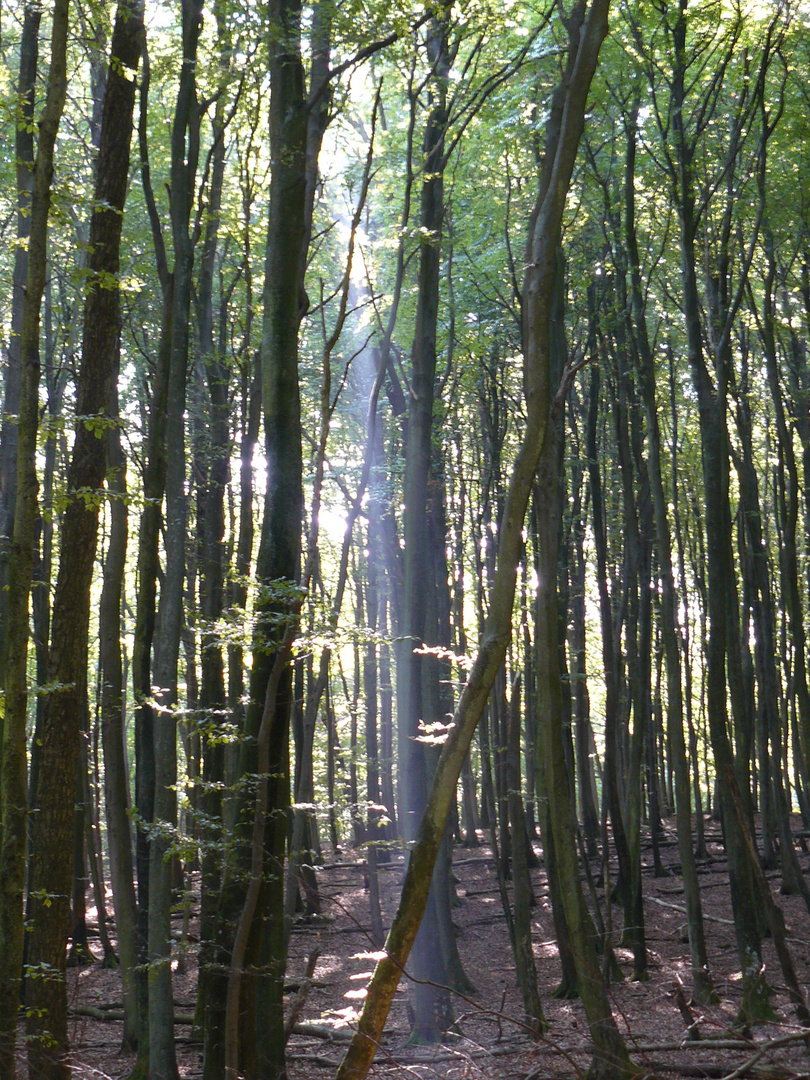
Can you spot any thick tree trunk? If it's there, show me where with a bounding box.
[224,0,308,1073]
[24,6,143,1076]
[395,14,462,1043]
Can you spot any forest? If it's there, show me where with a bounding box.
[2,0,810,1078]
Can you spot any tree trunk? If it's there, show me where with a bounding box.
[507,676,545,1035]
[669,7,768,1014]
[100,402,139,1049]
[585,359,634,915]
[335,5,625,1075]
[224,0,309,1071]
[394,14,462,1044]
[623,104,713,1002]
[0,3,66,1076]
[147,4,203,1075]
[567,458,599,858]
[0,0,40,675]
[24,5,142,1075]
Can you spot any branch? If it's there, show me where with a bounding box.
[307,14,430,112]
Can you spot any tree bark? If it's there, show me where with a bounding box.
[100,400,139,1049]
[226,0,308,1071]
[147,1,203,1072]
[336,5,624,1076]
[667,1,768,1019]
[623,104,713,1003]
[0,0,40,675]
[0,3,65,1076]
[24,4,143,1076]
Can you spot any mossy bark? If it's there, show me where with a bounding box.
[336,5,614,1075]
[24,5,143,1075]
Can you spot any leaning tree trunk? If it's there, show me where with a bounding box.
[24,5,143,1076]
[335,5,631,1077]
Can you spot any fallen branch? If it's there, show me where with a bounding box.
[715,1031,810,1080]
[70,1005,353,1044]
[648,894,735,925]
[287,1052,342,1068]
[70,1006,195,1024]
[292,1024,355,1042]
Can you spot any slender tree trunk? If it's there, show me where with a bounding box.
[0,4,65,1077]
[69,712,94,968]
[607,290,649,978]
[191,5,233,1063]
[535,417,633,1078]
[147,4,203,1075]
[0,0,40,675]
[585,359,633,913]
[758,223,810,874]
[507,676,545,1035]
[623,105,713,1002]
[100,401,139,1049]
[335,6,627,1076]
[670,8,767,1015]
[567,459,599,857]
[132,36,175,1072]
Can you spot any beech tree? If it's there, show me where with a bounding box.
[0,2,70,1074]
[2,0,810,1076]
[23,5,144,1076]
[334,2,633,1077]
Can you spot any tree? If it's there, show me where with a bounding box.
[23,1,143,1075]
[0,2,70,1074]
[334,3,633,1076]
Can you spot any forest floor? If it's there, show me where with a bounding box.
[41,816,810,1079]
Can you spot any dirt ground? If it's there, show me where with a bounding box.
[42,817,810,1079]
